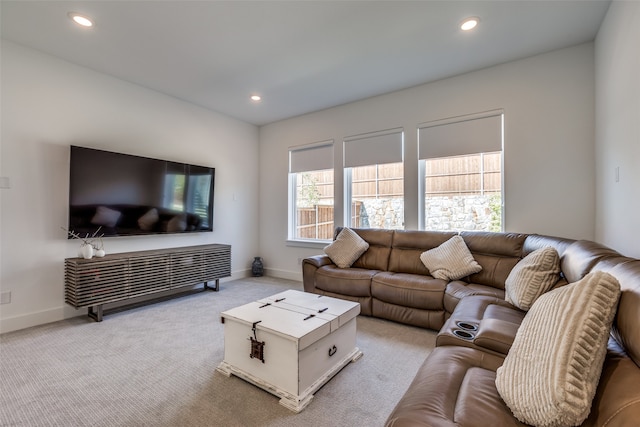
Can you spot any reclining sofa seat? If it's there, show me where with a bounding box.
[436,236,600,357]
[372,230,457,329]
[385,242,640,426]
[303,228,562,330]
[303,228,640,426]
[303,228,395,316]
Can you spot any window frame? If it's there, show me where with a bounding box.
[287,141,335,244]
[343,128,405,229]
[417,111,504,232]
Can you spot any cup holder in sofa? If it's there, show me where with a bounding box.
[455,321,478,331]
[452,329,476,340]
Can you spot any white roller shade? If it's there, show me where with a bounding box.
[289,142,333,173]
[419,112,502,160]
[344,128,403,168]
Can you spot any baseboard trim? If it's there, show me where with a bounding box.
[0,272,247,334]
[265,268,302,282]
[0,306,76,334]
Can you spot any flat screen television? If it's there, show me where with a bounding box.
[68,146,215,238]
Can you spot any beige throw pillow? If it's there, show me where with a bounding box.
[419,235,482,281]
[324,228,369,268]
[495,271,621,427]
[505,247,561,311]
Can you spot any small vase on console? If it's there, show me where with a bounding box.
[80,243,94,260]
[64,226,104,260]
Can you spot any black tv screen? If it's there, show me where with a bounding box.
[68,146,215,237]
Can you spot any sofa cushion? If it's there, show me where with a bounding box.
[385,346,520,427]
[315,265,376,297]
[388,230,457,275]
[372,299,446,330]
[505,246,561,311]
[372,272,446,311]
[460,231,527,257]
[495,271,621,427]
[420,236,482,281]
[444,281,504,314]
[461,232,527,289]
[332,227,394,271]
[324,227,370,268]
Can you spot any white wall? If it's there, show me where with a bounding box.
[0,41,260,333]
[595,1,640,258]
[259,43,596,281]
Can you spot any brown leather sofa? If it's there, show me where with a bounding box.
[302,228,640,426]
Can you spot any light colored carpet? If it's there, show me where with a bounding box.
[0,277,436,427]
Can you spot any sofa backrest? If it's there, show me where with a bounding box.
[522,234,575,257]
[333,228,529,289]
[459,231,527,290]
[561,240,624,283]
[388,230,457,275]
[609,260,640,368]
[591,258,640,368]
[335,227,394,271]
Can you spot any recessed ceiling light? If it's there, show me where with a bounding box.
[68,12,94,28]
[250,95,261,102]
[460,17,479,31]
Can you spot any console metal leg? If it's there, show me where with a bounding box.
[88,305,103,322]
[204,279,220,292]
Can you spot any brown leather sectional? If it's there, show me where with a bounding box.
[302,228,640,426]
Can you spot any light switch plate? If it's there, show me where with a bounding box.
[0,291,11,304]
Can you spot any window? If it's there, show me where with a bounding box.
[344,129,404,229]
[288,142,334,241]
[419,111,503,232]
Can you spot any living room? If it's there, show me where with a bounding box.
[4,1,637,333]
[1,1,639,425]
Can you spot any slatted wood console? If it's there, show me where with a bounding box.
[64,244,231,321]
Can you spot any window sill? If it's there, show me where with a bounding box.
[286,239,330,250]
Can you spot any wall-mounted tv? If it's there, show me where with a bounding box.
[68,146,215,238]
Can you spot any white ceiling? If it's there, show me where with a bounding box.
[1,1,611,126]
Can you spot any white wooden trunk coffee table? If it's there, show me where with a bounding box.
[216,289,363,412]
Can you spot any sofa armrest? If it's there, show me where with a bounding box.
[303,255,334,269]
[302,255,334,293]
[474,318,520,355]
